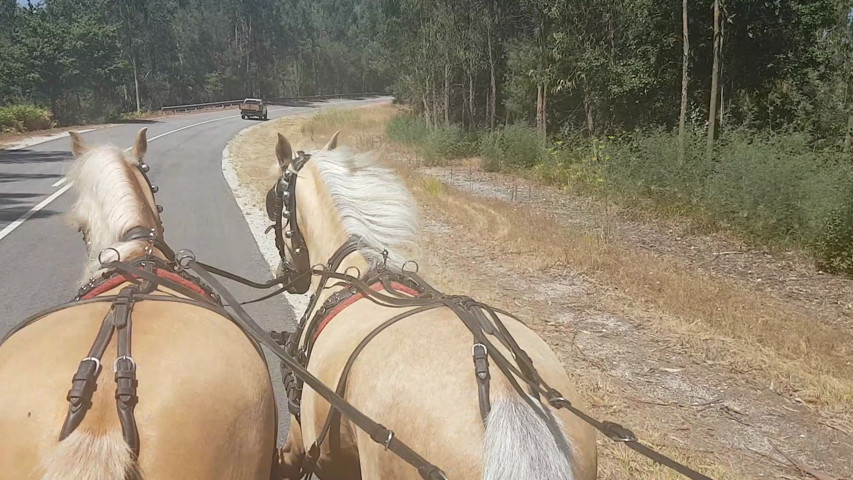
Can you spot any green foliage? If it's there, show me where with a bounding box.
[550,129,853,269]
[479,125,546,171]
[0,104,53,132]
[814,200,853,274]
[0,0,396,125]
[387,115,430,144]
[421,126,478,165]
[387,115,478,164]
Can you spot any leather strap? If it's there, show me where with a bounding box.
[472,342,491,423]
[113,286,140,457]
[58,286,136,444]
[182,256,449,480]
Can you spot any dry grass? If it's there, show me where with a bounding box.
[229,104,396,207]
[412,167,853,412]
[230,104,852,479]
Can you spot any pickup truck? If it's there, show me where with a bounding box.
[240,98,268,120]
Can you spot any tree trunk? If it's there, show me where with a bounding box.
[678,0,689,164]
[431,72,438,128]
[706,0,721,158]
[844,113,853,153]
[444,59,450,125]
[133,58,141,112]
[422,74,431,127]
[719,11,725,128]
[542,82,548,140]
[487,1,497,130]
[469,70,475,128]
[583,77,594,136]
[536,83,544,135]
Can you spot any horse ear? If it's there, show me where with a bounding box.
[132,128,148,161]
[276,133,293,171]
[323,130,339,151]
[69,132,89,158]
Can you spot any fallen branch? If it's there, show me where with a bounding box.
[770,442,840,480]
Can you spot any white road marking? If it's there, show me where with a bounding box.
[51,177,67,187]
[0,109,288,243]
[0,183,74,241]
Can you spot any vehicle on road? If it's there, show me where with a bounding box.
[240,98,267,120]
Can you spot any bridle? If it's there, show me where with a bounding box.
[77,157,170,259]
[47,145,714,480]
[265,151,312,294]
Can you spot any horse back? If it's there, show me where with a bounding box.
[0,298,276,479]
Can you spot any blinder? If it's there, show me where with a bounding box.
[267,152,312,294]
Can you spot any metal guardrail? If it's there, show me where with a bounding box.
[161,100,243,113]
[160,93,385,113]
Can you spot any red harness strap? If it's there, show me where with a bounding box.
[312,281,420,342]
[80,268,212,301]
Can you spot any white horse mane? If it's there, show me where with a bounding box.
[309,147,419,270]
[67,145,156,279]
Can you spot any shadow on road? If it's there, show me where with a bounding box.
[0,149,71,165]
[0,172,63,184]
[0,192,61,222]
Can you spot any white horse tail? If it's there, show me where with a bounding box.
[483,394,575,480]
[42,429,141,480]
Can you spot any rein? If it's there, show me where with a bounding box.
[1,146,714,480]
[258,151,715,480]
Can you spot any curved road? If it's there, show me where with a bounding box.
[0,95,391,443]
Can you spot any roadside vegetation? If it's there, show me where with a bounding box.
[235,104,853,479]
[0,104,53,133]
[388,116,853,274]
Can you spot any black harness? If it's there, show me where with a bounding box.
[262,153,715,480]
[265,152,312,294]
[0,150,714,480]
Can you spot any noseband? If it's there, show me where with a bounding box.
[266,151,312,294]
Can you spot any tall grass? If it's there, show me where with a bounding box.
[387,115,477,164]
[387,112,853,273]
[0,104,53,133]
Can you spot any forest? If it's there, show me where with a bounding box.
[1,0,853,269]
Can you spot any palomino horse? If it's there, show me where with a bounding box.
[268,133,597,480]
[0,129,276,479]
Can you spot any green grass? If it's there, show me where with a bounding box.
[387,112,853,274]
[0,104,53,133]
[387,115,478,165]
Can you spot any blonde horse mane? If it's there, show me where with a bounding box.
[309,147,419,270]
[66,129,158,280]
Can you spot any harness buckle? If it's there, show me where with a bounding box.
[176,249,196,268]
[114,355,137,373]
[601,421,637,443]
[98,247,121,266]
[81,357,102,375]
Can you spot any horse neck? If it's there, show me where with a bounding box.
[299,164,369,305]
[72,147,158,280]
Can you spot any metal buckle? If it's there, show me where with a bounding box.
[98,247,121,266]
[176,249,196,268]
[113,355,136,373]
[81,357,102,374]
[602,421,637,443]
[472,343,487,356]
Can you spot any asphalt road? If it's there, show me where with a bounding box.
[0,95,391,444]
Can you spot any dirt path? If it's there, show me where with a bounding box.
[414,162,853,480]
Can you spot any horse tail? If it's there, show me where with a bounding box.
[483,394,575,480]
[42,429,141,480]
